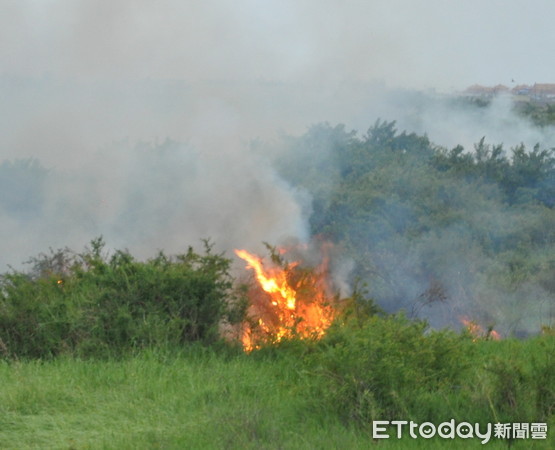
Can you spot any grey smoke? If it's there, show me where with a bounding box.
[1,1,554,332]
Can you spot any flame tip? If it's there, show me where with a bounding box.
[236,245,336,351]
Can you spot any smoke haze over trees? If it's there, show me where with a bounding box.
[271,121,555,335]
[1,1,554,334]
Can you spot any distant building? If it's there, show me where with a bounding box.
[512,84,531,95]
[463,85,493,98]
[492,84,510,94]
[463,84,510,98]
[531,83,555,102]
[463,83,555,103]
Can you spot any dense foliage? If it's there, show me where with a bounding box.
[281,315,555,434]
[0,238,243,358]
[1,324,554,448]
[274,120,555,335]
[0,114,554,446]
[516,101,555,128]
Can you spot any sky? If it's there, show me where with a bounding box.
[2,0,555,89]
[1,0,555,271]
[0,1,554,333]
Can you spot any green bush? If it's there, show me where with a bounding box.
[303,314,474,425]
[0,238,244,358]
[292,314,555,433]
[475,337,555,425]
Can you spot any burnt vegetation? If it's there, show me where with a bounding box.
[0,119,554,446]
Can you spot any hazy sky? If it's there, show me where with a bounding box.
[0,2,553,331]
[2,0,555,272]
[2,0,555,90]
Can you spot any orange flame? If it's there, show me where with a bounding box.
[235,246,336,352]
[235,249,297,311]
[460,316,501,341]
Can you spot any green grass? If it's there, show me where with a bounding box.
[0,350,363,449]
[0,340,553,449]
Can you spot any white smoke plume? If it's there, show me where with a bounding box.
[1,0,554,331]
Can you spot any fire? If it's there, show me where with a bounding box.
[234,245,336,352]
[460,316,501,341]
[235,249,297,311]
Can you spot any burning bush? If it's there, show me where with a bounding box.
[460,316,501,341]
[234,243,339,352]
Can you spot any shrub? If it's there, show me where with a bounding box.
[305,315,474,425]
[478,337,555,424]
[0,238,243,358]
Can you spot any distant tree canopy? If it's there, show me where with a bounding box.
[274,120,555,334]
[432,138,555,207]
[515,101,555,127]
[0,120,553,336]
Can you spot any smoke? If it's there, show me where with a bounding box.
[0,128,312,270]
[395,92,555,152]
[1,2,554,333]
[4,1,555,89]
[269,104,554,335]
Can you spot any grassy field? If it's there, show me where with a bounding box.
[0,350,367,449]
[0,337,553,449]
[0,239,553,447]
